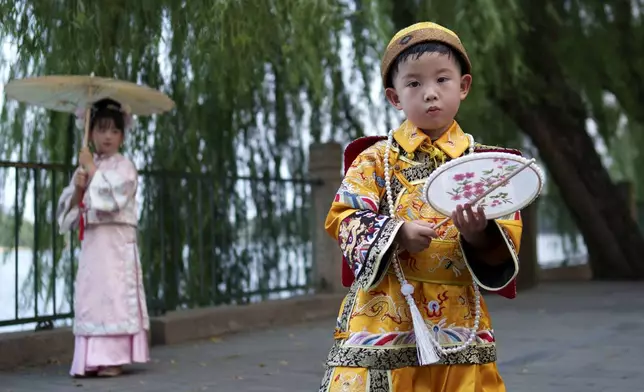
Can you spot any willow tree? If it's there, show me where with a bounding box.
[566,0,644,199]
[490,0,644,279]
[2,0,643,323]
[0,0,364,313]
[347,0,644,279]
[510,0,644,279]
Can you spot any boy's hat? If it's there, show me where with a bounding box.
[380,22,472,88]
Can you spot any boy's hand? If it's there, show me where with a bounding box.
[395,220,438,253]
[452,204,488,247]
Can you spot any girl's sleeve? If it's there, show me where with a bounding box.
[57,170,80,234]
[85,158,138,213]
[324,143,404,290]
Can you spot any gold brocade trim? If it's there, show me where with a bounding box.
[326,341,497,368]
[392,171,414,194]
[319,366,334,392]
[369,370,391,391]
[361,218,405,290]
[338,283,359,333]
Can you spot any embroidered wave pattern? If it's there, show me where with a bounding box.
[335,191,379,212]
[335,176,380,212]
[345,328,495,347]
[345,331,416,346]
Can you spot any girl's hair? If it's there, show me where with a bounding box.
[90,99,126,132]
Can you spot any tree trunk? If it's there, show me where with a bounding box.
[497,99,644,279]
[494,0,644,279]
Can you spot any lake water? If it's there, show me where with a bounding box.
[0,233,586,333]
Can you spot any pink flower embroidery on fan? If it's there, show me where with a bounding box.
[446,163,516,208]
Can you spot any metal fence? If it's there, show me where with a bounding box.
[3,159,642,332]
[0,161,320,331]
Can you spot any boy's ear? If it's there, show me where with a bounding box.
[385,88,403,110]
[460,74,472,100]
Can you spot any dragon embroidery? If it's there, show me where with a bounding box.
[333,371,365,392]
[352,292,410,325]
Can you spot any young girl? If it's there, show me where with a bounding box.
[57,98,150,377]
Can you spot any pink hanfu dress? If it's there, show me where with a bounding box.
[57,153,150,376]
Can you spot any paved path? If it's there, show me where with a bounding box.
[1,282,643,391]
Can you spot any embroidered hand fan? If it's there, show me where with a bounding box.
[423,152,545,221]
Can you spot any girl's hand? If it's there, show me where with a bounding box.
[78,147,93,167]
[74,170,88,190]
[78,147,97,175]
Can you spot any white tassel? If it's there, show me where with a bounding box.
[401,283,442,365]
[384,130,480,366]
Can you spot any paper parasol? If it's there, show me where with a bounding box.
[4,73,175,147]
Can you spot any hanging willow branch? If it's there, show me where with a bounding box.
[2,0,644,311]
[0,0,366,313]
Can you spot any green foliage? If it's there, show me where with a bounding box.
[0,210,34,248]
[3,0,644,317]
[0,1,346,315]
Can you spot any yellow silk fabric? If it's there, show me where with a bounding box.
[327,364,506,392]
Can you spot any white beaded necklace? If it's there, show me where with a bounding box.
[383,129,482,363]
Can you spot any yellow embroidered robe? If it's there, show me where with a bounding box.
[319,121,523,392]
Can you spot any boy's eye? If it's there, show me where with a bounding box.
[407,81,420,87]
[438,77,449,83]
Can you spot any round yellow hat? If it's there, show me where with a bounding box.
[380,22,472,88]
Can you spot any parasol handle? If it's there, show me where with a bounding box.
[80,72,95,151]
[78,71,95,243]
[78,106,91,175]
[432,158,536,229]
[81,106,91,150]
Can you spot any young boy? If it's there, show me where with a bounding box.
[319,22,523,391]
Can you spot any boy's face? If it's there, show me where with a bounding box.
[385,52,472,137]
